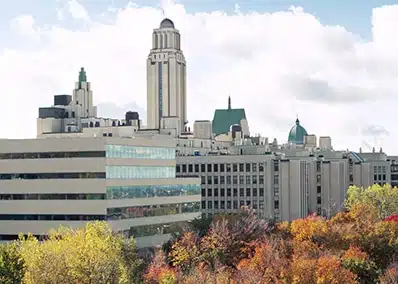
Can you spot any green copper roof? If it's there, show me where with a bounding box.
[212,97,246,136]
[288,118,308,145]
[79,67,87,82]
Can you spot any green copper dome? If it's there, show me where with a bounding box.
[288,118,308,145]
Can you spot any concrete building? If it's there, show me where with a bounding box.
[0,136,200,248]
[146,18,187,133]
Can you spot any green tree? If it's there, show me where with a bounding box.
[0,242,24,284]
[19,221,143,284]
[345,184,398,218]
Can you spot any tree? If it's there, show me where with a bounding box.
[0,242,24,284]
[345,185,398,218]
[341,246,380,284]
[19,222,142,284]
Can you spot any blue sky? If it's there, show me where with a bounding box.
[1,0,398,152]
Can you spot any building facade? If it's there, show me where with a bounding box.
[146,18,187,132]
[0,136,200,248]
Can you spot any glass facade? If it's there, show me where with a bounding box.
[106,145,175,160]
[107,184,200,199]
[107,202,200,220]
[106,166,175,179]
[124,221,189,238]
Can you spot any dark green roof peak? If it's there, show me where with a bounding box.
[79,67,87,83]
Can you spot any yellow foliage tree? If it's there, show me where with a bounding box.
[19,221,140,284]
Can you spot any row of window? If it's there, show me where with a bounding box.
[106,166,175,179]
[202,187,265,197]
[177,162,271,173]
[107,202,200,220]
[0,172,105,180]
[0,214,106,221]
[0,151,105,160]
[107,184,200,199]
[124,221,189,238]
[106,145,175,160]
[0,193,105,200]
[202,200,265,210]
[201,175,265,185]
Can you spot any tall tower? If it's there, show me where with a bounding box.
[72,67,96,118]
[146,18,187,131]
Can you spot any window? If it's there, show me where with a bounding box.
[273,161,279,172]
[239,188,244,197]
[214,176,219,184]
[207,176,212,185]
[233,164,238,172]
[259,175,264,184]
[252,163,257,172]
[106,145,175,160]
[201,201,206,209]
[239,163,244,172]
[220,164,225,172]
[227,188,231,197]
[233,188,238,197]
[221,201,225,209]
[273,175,279,185]
[107,202,200,220]
[252,175,257,184]
[316,161,321,172]
[188,164,193,172]
[214,201,219,209]
[176,165,181,173]
[182,165,187,173]
[239,175,244,184]
[246,176,251,184]
[214,188,219,197]
[220,176,225,184]
[226,164,231,172]
[253,188,257,196]
[208,201,212,209]
[194,164,199,172]
[233,201,238,209]
[259,163,264,172]
[259,188,264,197]
[227,201,231,209]
[246,188,251,197]
[201,176,206,184]
[220,188,225,197]
[246,163,251,172]
[207,164,212,172]
[207,188,212,197]
[274,200,279,209]
[227,176,231,184]
[214,164,218,172]
[201,164,205,172]
[107,184,201,199]
[317,186,321,194]
[317,196,322,204]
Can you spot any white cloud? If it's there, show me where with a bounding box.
[67,0,90,21]
[1,1,398,153]
[10,15,40,40]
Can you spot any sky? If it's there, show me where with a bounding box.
[1,0,398,153]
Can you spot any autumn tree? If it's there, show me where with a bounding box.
[0,242,24,284]
[200,210,272,269]
[20,221,143,284]
[345,184,398,218]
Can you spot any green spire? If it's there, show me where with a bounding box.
[79,67,87,83]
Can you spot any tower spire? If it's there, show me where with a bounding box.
[228,95,231,110]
